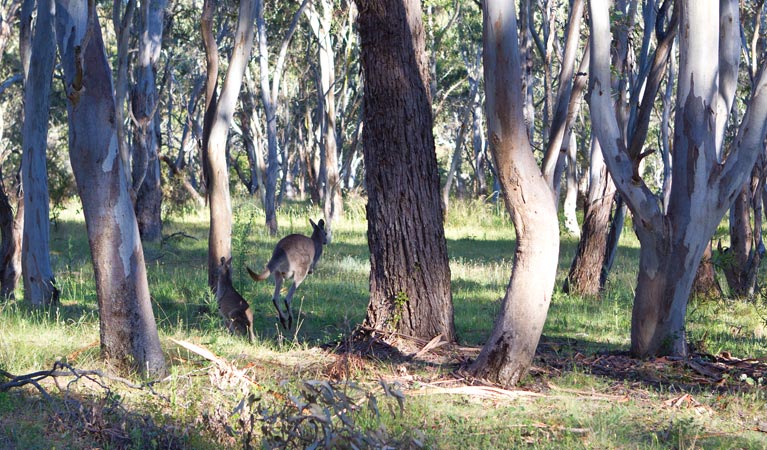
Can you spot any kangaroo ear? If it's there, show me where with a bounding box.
[318,219,325,229]
[220,256,226,265]
[226,256,233,265]
[309,218,317,229]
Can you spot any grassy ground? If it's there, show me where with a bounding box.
[1,197,766,449]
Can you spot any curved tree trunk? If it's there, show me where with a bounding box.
[470,0,559,387]
[356,0,455,342]
[201,0,256,289]
[21,0,58,306]
[54,0,165,375]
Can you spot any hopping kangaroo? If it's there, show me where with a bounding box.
[216,257,256,342]
[247,219,328,329]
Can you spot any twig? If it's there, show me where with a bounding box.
[409,385,545,401]
[0,361,149,398]
[162,231,199,243]
[169,338,261,389]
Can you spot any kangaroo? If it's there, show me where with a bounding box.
[247,218,328,330]
[216,257,256,342]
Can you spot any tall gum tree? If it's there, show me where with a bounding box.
[590,0,767,357]
[256,0,310,235]
[468,0,560,387]
[201,0,256,289]
[306,0,343,242]
[21,0,58,306]
[355,0,455,342]
[54,0,165,375]
[131,0,167,242]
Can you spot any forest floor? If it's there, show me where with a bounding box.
[1,198,766,449]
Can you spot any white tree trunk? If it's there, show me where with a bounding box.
[591,0,767,357]
[202,0,256,288]
[470,0,559,387]
[54,0,165,375]
[256,0,310,235]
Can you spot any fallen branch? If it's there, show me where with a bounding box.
[0,360,147,400]
[169,338,261,389]
[409,384,545,401]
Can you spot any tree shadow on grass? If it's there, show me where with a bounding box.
[533,335,767,396]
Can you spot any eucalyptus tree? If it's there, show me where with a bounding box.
[109,0,166,241]
[112,0,135,190]
[567,0,677,296]
[470,0,561,387]
[256,0,310,235]
[54,0,165,375]
[590,0,767,357]
[0,0,22,299]
[21,0,58,306]
[201,0,256,289]
[355,0,455,342]
[305,0,342,242]
[131,0,167,242]
[721,1,767,297]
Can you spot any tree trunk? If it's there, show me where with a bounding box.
[590,0,767,357]
[132,0,166,242]
[566,133,617,296]
[201,0,256,289]
[54,0,165,375]
[307,0,343,241]
[21,0,58,306]
[112,0,135,188]
[692,241,720,298]
[562,133,580,237]
[470,0,560,387]
[256,0,310,235]
[0,0,22,300]
[0,190,22,299]
[356,0,455,342]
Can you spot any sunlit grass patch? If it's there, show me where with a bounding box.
[2,197,766,448]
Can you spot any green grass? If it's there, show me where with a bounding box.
[1,197,766,449]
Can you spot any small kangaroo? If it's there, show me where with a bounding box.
[216,257,256,342]
[247,218,328,330]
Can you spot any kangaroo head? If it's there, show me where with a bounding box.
[309,219,329,245]
[217,256,234,282]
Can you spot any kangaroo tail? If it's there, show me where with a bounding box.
[246,265,270,281]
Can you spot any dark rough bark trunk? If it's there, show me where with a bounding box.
[566,137,616,296]
[692,241,721,298]
[722,184,753,296]
[356,0,455,342]
[21,0,58,306]
[54,0,165,376]
[0,191,22,299]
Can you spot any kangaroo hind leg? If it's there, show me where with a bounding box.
[272,273,288,329]
[283,279,303,330]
